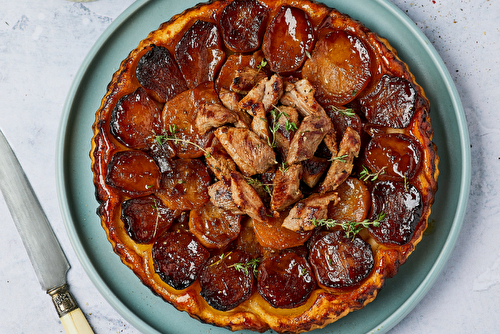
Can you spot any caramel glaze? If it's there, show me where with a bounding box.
[91,0,439,332]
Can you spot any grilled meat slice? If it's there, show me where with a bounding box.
[271,163,303,212]
[195,102,238,135]
[208,180,245,215]
[286,114,332,165]
[282,192,340,232]
[262,74,284,112]
[280,79,327,117]
[219,88,252,128]
[205,138,237,181]
[319,127,361,193]
[231,172,268,222]
[214,127,277,176]
[230,67,267,95]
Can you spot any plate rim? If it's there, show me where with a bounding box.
[55,0,471,333]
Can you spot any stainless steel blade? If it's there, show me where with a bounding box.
[0,130,69,291]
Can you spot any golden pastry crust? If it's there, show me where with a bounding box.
[91,0,439,333]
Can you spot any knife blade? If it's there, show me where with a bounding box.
[0,129,94,334]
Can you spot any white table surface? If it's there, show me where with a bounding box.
[1,0,498,333]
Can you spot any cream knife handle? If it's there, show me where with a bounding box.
[49,285,95,334]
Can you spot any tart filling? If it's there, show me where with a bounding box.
[91,0,439,333]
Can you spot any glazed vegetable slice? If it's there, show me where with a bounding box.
[309,230,374,288]
[175,20,226,89]
[121,195,180,244]
[360,74,417,128]
[302,30,371,105]
[219,0,268,53]
[135,45,188,103]
[189,202,242,249]
[152,231,210,290]
[368,181,423,245]
[262,6,315,73]
[364,133,422,181]
[105,150,161,196]
[200,250,256,311]
[257,251,315,308]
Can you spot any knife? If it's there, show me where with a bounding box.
[0,129,94,334]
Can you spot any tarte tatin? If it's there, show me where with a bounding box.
[91,0,439,332]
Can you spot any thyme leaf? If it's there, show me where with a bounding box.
[331,105,356,118]
[311,212,386,240]
[229,258,260,276]
[329,154,349,163]
[359,165,386,182]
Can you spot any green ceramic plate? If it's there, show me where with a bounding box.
[56,0,470,333]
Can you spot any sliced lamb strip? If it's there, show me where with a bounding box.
[230,172,268,222]
[280,79,327,117]
[282,192,340,232]
[195,102,238,135]
[286,114,332,165]
[208,180,245,215]
[301,156,330,189]
[262,74,284,112]
[274,105,299,160]
[205,138,237,182]
[238,77,266,116]
[319,127,361,193]
[219,88,252,128]
[250,102,271,143]
[214,127,277,176]
[270,163,303,212]
[281,79,337,156]
[230,67,267,95]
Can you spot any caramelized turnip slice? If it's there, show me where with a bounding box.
[105,150,160,196]
[257,251,315,308]
[220,0,268,53]
[189,202,242,249]
[135,45,187,103]
[262,6,315,73]
[200,250,255,311]
[368,180,423,245]
[309,230,374,288]
[302,30,371,105]
[364,133,422,181]
[253,214,313,250]
[175,20,226,89]
[360,74,417,128]
[121,195,180,244]
[156,158,211,211]
[152,231,210,290]
[327,177,370,223]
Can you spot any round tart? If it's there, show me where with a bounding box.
[91,0,439,332]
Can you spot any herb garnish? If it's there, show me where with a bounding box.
[331,105,356,118]
[359,166,386,182]
[329,154,349,163]
[229,258,260,276]
[311,212,386,240]
[155,125,212,158]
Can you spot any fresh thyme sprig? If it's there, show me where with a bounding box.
[257,59,268,71]
[209,251,233,268]
[312,212,386,240]
[229,258,260,276]
[331,105,356,118]
[244,176,273,196]
[155,125,212,158]
[329,154,349,163]
[267,107,298,148]
[278,162,289,173]
[359,166,386,182]
[151,199,161,239]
